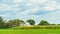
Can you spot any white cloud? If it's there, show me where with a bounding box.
[13,0,23,3]
[0,4,20,11]
[43,1,57,11]
[16,7,40,17]
[26,2,32,6]
[44,5,56,11]
[56,5,60,10]
[31,7,39,11]
[0,4,11,10]
[30,0,47,4]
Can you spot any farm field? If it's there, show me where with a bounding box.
[0,29,60,34]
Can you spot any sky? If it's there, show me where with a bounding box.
[0,0,60,24]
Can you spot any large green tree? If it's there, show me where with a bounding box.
[27,19,35,25]
[7,19,21,27]
[38,20,49,25]
[0,16,5,28]
[7,19,25,27]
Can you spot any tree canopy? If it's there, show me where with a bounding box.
[27,19,35,25]
[38,20,50,25]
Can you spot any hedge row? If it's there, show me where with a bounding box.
[11,26,60,29]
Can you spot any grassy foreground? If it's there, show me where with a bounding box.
[0,29,60,34]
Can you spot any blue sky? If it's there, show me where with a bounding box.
[0,0,60,24]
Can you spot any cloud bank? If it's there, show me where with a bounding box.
[0,0,60,24]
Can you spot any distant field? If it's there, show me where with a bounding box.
[0,29,60,34]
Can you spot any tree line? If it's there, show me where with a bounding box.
[0,16,56,29]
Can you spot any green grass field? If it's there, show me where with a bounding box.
[0,29,60,34]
